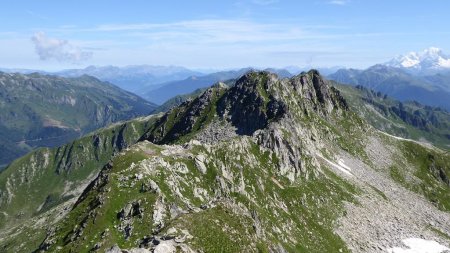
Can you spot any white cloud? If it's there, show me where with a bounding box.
[31,32,93,63]
[328,0,349,5]
[90,19,308,44]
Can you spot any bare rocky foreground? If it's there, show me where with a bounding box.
[334,136,450,252]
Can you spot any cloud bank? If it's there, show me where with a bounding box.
[31,32,92,63]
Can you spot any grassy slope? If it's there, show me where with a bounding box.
[388,139,450,212]
[0,115,159,230]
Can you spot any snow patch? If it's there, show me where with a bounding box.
[399,52,420,68]
[439,57,450,68]
[338,159,352,172]
[387,238,450,253]
[317,154,353,176]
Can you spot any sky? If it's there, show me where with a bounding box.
[0,0,449,71]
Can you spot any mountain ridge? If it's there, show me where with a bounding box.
[57,65,203,94]
[0,72,157,169]
[331,82,450,149]
[152,77,450,150]
[328,64,450,110]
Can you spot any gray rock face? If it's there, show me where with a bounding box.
[289,69,348,116]
[255,126,304,181]
[106,244,152,253]
[217,71,287,135]
[194,154,208,174]
[194,119,238,144]
[105,245,122,253]
[140,179,161,194]
[118,201,143,220]
[153,240,176,253]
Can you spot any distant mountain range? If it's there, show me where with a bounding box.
[0,72,157,169]
[0,66,296,101]
[2,48,449,110]
[57,65,203,94]
[386,47,450,75]
[328,48,450,110]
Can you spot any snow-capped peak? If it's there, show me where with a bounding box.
[386,47,450,71]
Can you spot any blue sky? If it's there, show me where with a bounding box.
[0,0,449,70]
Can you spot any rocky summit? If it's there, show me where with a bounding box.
[0,70,449,252]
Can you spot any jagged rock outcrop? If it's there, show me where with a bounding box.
[217,72,286,135]
[288,70,348,115]
[143,70,346,145]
